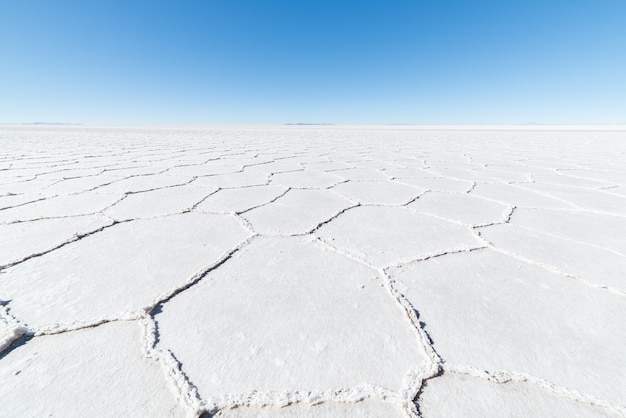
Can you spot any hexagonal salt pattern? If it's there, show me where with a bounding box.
[156,237,429,395]
[1,126,625,417]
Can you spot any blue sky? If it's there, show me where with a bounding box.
[1,0,625,124]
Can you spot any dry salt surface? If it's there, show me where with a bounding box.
[0,125,625,418]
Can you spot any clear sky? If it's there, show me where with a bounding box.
[1,0,625,125]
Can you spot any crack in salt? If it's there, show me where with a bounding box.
[314,237,443,417]
[0,220,122,272]
[200,385,400,416]
[145,235,257,312]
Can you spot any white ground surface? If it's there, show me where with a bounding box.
[0,125,625,417]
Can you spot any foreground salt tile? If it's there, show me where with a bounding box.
[0,215,112,268]
[511,208,626,254]
[418,373,617,418]
[242,189,351,235]
[0,322,185,417]
[103,185,213,220]
[215,399,405,417]
[0,192,122,224]
[0,213,251,327]
[331,181,423,205]
[409,191,510,225]
[389,249,626,404]
[156,237,427,395]
[470,183,578,209]
[316,206,482,267]
[270,169,343,188]
[479,223,626,290]
[195,185,287,214]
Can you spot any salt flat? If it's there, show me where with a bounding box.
[0,125,625,417]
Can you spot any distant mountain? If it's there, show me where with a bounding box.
[284,123,334,126]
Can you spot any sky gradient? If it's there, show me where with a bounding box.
[1,0,625,125]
